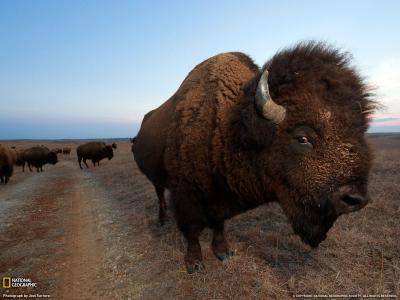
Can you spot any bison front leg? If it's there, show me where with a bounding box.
[78,156,83,169]
[28,163,33,172]
[210,221,234,261]
[173,186,207,273]
[83,158,89,168]
[183,228,205,273]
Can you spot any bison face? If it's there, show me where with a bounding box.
[247,65,374,248]
[48,152,58,165]
[15,153,24,166]
[105,146,114,160]
[270,123,371,247]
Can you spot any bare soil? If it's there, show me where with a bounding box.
[0,136,399,299]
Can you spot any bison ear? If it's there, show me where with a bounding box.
[238,104,276,149]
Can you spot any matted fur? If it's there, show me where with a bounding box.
[265,41,377,128]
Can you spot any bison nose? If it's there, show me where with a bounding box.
[340,193,367,207]
[335,185,369,214]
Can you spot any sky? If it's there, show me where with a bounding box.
[1,0,399,139]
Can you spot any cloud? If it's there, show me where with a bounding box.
[371,119,400,127]
[366,58,400,132]
[368,58,400,114]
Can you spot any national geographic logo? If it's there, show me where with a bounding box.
[2,277,37,288]
[2,277,11,289]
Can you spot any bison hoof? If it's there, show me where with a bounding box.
[185,261,205,274]
[215,249,235,262]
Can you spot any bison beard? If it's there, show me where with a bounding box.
[133,41,377,273]
[288,193,337,248]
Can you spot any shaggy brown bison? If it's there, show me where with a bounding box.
[62,147,71,154]
[0,145,15,184]
[23,146,58,172]
[111,143,117,150]
[134,42,378,273]
[77,142,114,169]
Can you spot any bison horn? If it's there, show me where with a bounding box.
[255,70,286,123]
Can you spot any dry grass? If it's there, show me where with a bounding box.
[1,136,399,299]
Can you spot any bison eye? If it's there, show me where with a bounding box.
[290,126,315,152]
[297,136,309,144]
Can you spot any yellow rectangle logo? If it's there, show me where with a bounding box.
[3,277,11,288]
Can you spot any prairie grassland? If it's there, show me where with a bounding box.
[0,135,398,299]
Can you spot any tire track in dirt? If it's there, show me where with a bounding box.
[0,160,109,299]
[0,168,52,232]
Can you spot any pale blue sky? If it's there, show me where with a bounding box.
[1,0,399,139]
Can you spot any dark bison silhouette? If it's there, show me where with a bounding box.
[0,145,15,184]
[51,148,62,154]
[130,138,136,158]
[77,142,114,169]
[133,41,378,273]
[22,146,58,172]
[62,147,71,154]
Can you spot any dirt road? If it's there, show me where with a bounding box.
[0,160,109,299]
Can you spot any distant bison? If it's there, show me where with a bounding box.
[23,146,58,172]
[13,149,26,170]
[8,148,25,170]
[77,142,114,169]
[0,145,15,184]
[62,147,71,154]
[52,148,62,154]
[9,148,17,166]
[130,138,136,157]
[134,42,377,273]
[111,143,117,150]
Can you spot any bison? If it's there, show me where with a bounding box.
[9,148,17,166]
[111,143,117,150]
[0,145,15,184]
[12,149,26,171]
[23,146,58,172]
[62,147,72,154]
[52,148,62,154]
[77,142,114,169]
[130,138,136,157]
[133,42,378,273]
[7,147,26,170]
